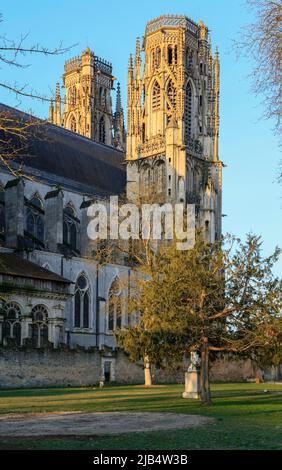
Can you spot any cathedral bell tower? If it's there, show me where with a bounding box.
[49,47,124,148]
[126,15,222,241]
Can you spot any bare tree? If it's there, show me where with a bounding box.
[0,13,75,174]
[235,0,282,135]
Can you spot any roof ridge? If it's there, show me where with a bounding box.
[0,102,124,154]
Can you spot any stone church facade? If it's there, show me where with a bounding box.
[0,15,232,387]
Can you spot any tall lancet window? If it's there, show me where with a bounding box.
[185,82,193,142]
[25,194,45,249]
[152,80,161,111]
[63,204,79,252]
[31,305,49,348]
[74,275,90,329]
[108,278,122,332]
[167,45,173,65]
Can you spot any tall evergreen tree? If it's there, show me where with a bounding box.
[116,234,282,404]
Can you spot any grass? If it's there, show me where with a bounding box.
[0,382,281,450]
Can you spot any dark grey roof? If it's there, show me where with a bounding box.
[0,103,126,196]
[0,252,71,284]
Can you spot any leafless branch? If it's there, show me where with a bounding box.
[233,0,282,135]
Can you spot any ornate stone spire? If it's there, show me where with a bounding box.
[116,82,122,114]
[49,99,54,123]
[113,82,126,151]
[135,37,141,62]
[134,37,141,80]
[54,82,61,126]
[128,54,133,84]
[55,82,61,100]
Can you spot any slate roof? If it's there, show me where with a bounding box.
[0,252,71,284]
[0,103,126,196]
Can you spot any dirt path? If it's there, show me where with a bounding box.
[0,412,214,437]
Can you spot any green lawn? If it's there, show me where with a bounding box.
[0,383,281,450]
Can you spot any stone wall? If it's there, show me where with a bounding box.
[210,357,255,382]
[1,348,278,390]
[115,353,144,384]
[0,349,101,389]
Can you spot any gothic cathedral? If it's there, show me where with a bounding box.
[0,13,225,387]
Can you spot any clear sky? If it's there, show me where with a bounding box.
[1,0,281,275]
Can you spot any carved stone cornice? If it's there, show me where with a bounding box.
[137,136,166,158]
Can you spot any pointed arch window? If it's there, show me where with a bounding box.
[25,194,44,249]
[99,87,104,106]
[63,204,79,253]
[109,302,114,331]
[167,45,173,65]
[174,46,178,64]
[152,81,161,111]
[74,275,90,329]
[142,123,146,143]
[154,161,165,195]
[31,305,49,348]
[2,302,21,346]
[103,89,107,108]
[108,278,122,332]
[185,81,193,142]
[99,115,106,143]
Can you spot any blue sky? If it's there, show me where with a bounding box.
[1,0,281,275]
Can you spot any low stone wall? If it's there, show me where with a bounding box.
[151,358,256,384]
[210,357,255,382]
[0,348,277,389]
[0,348,102,389]
[115,353,144,384]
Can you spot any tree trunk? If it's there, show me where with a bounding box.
[200,342,212,405]
[255,370,260,384]
[144,355,152,386]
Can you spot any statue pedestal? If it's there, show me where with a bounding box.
[182,368,201,399]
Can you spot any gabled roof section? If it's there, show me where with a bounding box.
[0,252,71,284]
[0,103,126,196]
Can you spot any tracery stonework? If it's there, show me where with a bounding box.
[126,14,223,242]
[49,48,126,150]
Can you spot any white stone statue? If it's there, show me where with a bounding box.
[188,351,201,371]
